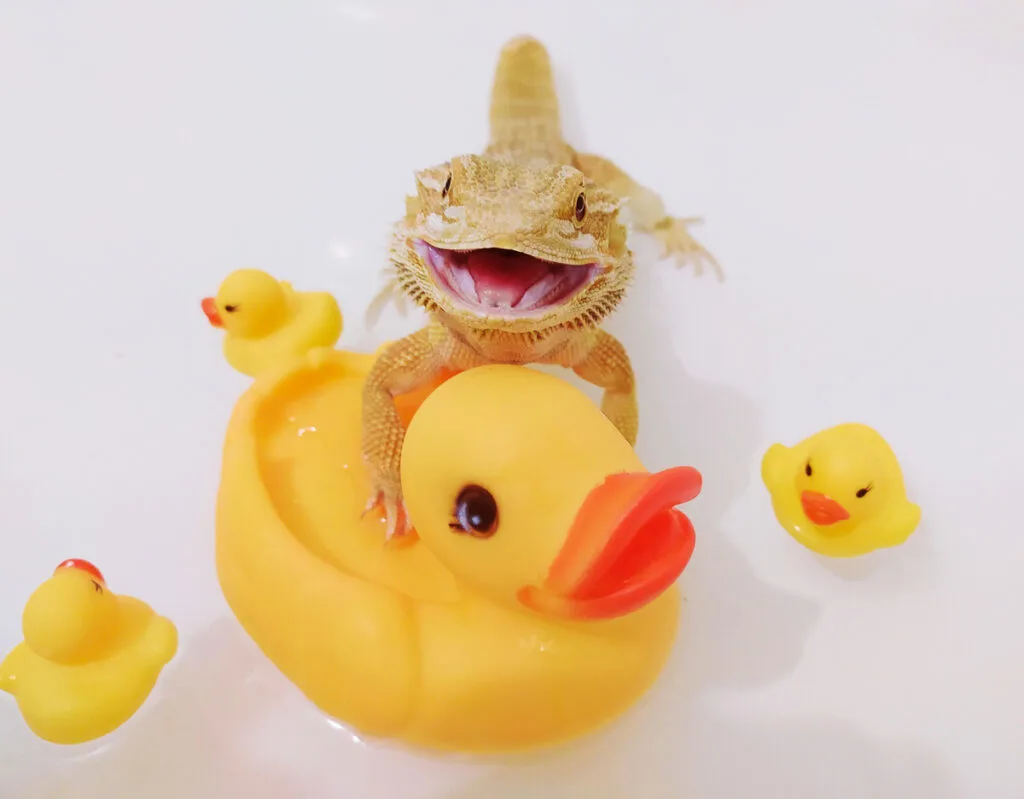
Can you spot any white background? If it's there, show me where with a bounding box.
[2,0,1023,796]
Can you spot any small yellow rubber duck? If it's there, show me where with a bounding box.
[761,423,921,558]
[201,268,343,377]
[0,559,178,744]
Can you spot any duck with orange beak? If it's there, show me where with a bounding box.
[215,353,700,752]
[761,423,921,558]
[201,268,342,377]
[402,369,698,625]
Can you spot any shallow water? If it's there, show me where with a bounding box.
[2,0,1023,796]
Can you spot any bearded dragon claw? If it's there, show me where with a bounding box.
[362,487,411,540]
[653,217,724,281]
[363,272,409,331]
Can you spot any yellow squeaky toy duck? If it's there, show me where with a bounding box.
[762,423,921,558]
[215,359,701,751]
[202,268,343,378]
[0,559,178,744]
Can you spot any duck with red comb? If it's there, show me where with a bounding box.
[1,558,177,744]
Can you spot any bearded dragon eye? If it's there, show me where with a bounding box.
[442,173,452,198]
[574,191,587,222]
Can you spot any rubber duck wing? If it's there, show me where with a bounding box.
[761,444,792,488]
[887,500,922,543]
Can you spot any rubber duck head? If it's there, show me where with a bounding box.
[784,423,920,538]
[22,560,120,664]
[402,365,700,621]
[202,269,286,338]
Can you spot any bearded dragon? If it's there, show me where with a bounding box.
[362,35,718,537]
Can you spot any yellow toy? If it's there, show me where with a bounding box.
[761,423,921,558]
[201,268,343,377]
[216,354,700,752]
[0,559,178,744]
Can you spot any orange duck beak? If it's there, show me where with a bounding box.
[800,491,850,526]
[518,466,701,621]
[201,297,223,328]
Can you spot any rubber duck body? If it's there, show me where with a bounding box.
[202,269,342,377]
[0,559,178,744]
[215,355,702,752]
[762,423,921,557]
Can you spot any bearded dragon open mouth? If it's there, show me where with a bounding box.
[416,241,598,317]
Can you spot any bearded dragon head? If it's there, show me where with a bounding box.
[390,154,633,334]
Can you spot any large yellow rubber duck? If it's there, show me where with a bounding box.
[201,268,343,377]
[761,423,921,558]
[216,354,700,752]
[1,559,178,744]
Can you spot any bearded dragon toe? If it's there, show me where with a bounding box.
[363,486,412,540]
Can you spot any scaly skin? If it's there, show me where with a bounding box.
[363,35,716,537]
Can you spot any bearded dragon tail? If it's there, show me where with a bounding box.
[487,36,569,160]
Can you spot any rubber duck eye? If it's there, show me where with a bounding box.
[224,304,238,313]
[91,580,103,594]
[856,485,872,499]
[442,173,452,199]
[574,192,587,222]
[450,485,498,538]
[805,461,812,477]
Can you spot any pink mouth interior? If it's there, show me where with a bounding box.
[417,241,597,316]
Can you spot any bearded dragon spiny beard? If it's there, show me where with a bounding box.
[361,35,717,538]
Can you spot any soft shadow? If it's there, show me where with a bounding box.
[813,518,933,595]
[583,250,820,691]
[438,703,959,799]
[818,552,881,582]
[16,618,308,799]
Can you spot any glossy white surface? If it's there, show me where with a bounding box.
[2,1,1023,796]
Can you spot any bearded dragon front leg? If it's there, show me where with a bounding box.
[574,152,722,280]
[361,327,444,538]
[569,330,639,446]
